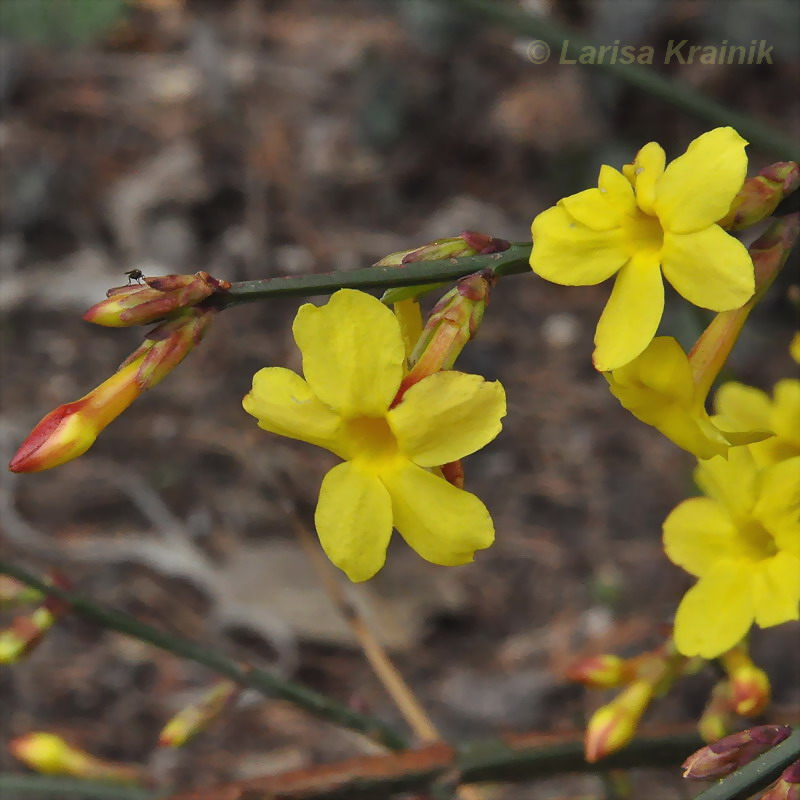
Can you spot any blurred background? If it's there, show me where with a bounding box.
[1,1,798,797]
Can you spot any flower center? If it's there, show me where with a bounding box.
[738,519,778,562]
[343,416,400,469]
[621,209,664,257]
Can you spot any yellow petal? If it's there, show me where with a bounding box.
[388,372,506,467]
[608,337,693,406]
[559,166,634,231]
[663,497,741,576]
[753,457,800,554]
[673,560,755,658]
[592,252,664,371]
[293,289,405,418]
[243,367,344,453]
[630,142,666,215]
[772,379,800,443]
[393,298,424,361]
[713,382,772,429]
[382,462,494,566]
[530,205,629,285]
[654,127,748,234]
[314,461,393,582]
[694,448,758,519]
[661,226,753,311]
[752,553,800,627]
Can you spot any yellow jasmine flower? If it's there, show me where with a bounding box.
[243,289,506,582]
[714,380,800,466]
[606,337,770,459]
[664,449,800,658]
[530,127,755,371]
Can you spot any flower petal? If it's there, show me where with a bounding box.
[243,367,344,453]
[661,226,754,310]
[530,205,629,285]
[630,142,666,215]
[753,456,800,555]
[663,497,741,576]
[592,252,664,371]
[694,448,758,519]
[559,166,634,231]
[293,289,405,418]
[388,372,505,467]
[654,127,748,233]
[752,552,800,627]
[773,379,800,442]
[382,462,494,566]
[673,560,755,658]
[713,382,772,429]
[314,461,393,582]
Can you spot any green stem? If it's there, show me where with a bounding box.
[446,0,800,160]
[212,243,532,307]
[0,775,158,799]
[692,728,800,800]
[0,561,407,751]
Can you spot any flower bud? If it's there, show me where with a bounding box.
[83,271,229,327]
[0,576,43,609]
[761,760,800,800]
[719,162,800,231]
[565,654,634,689]
[690,213,800,399]
[8,362,143,473]
[722,645,771,716]
[378,232,508,305]
[0,607,56,663]
[9,308,216,473]
[158,678,240,747]
[584,680,654,762]
[10,732,141,783]
[393,270,494,402]
[681,725,792,781]
[0,582,69,663]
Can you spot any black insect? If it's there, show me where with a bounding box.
[124,269,145,284]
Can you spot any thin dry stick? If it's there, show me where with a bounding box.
[286,503,486,800]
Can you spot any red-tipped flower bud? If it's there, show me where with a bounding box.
[565,654,634,689]
[394,270,495,402]
[681,725,792,781]
[585,680,653,762]
[761,760,800,800]
[722,645,771,716]
[378,231,509,305]
[83,271,229,327]
[719,162,800,231]
[158,678,240,747]
[9,307,216,473]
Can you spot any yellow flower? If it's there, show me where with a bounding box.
[243,289,506,582]
[714,380,800,466]
[606,337,770,459]
[664,449,800,658]
[530,127,755,371]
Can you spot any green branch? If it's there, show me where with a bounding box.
[0,561,407,751]
[446,0,800,160]
[693,727,800,800]
[212,243,532,307]
[0,774,158,799]
[162,730,705,799]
